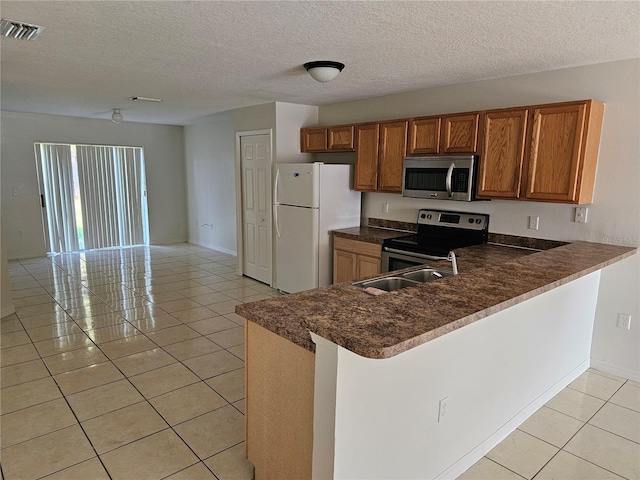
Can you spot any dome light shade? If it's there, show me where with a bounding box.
[303,61,345,83]
[112,109,123,124]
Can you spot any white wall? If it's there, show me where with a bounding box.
[1,213,15,318]
[275,102,318,164]
[0,111,187,259]
[312,272,601,479]
[184,102,318,255]
[317,58,640,379]
[592,254,640,379]
[184,103,277,254]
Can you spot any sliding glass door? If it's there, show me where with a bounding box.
[35,143,149,254]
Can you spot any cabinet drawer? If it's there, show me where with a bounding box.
[334,237,382,258]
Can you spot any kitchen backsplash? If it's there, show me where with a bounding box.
[367,218,417,232]
[367,217,568,251]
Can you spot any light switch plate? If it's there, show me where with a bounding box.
[528,216,539,230]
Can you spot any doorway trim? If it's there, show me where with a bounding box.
[235,129,274,286]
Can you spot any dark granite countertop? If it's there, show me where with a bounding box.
[236,241,636,359]
[332,226,412,245]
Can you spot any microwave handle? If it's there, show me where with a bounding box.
[446,162,455,198]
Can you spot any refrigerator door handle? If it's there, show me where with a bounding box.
[273,167,280,205]
[274,204,281,239]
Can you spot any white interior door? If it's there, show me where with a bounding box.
[241,134,272,284]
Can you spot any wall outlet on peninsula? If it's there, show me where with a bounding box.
[617,313,632,330]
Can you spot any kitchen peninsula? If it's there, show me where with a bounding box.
[236,239,635,480]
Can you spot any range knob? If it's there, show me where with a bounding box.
[476,218,482,224]
[426,214,432,219]
[420,213,426,219]
[468,218,474,224]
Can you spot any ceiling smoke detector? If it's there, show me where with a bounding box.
[1,18,44,41]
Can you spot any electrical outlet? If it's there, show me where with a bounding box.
[382,203,389,214]
[575,207,588,223]
[12,188,18,197]
[438,397,448,423]
[617,313,632,330]
[528,216,539,230]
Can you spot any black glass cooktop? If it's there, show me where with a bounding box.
[382,209,490,257]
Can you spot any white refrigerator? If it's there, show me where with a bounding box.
[274,162,361,294]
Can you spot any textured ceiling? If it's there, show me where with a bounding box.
[1,1,639,126]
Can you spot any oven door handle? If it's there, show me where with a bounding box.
[384,247,447,261]
[445,161,455,198]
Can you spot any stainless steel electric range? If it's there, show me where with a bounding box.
[381,209,490,273]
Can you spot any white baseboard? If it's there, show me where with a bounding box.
[436,359,590,480]
[590,358,639,382]
[187,239,237,256]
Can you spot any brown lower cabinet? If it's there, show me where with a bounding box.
[246,321,314,479]
[333,236,381,283]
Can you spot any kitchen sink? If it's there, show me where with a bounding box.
[354,276,421,292]
[401,268,455,283]
[353,267,456,292]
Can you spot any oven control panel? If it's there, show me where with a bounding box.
[417,209,489,231]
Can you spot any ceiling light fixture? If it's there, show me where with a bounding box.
[303,61,345,83]
[1,18,44,40]
[111,109,123,124]
[128,96,163,103]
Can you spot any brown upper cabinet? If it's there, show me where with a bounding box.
[302,99,604,204]
[440,113,479,153]
[327,125,355,151]
[354,120,408,193]
[477,108,529,199]
[300,127,327,152]
[301,125,355,152]
[524,101,603,203]
[477,100,604,204]
[408,117,441,154]
[408,113,479,155]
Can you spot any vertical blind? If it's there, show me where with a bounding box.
[35,143,149,253]
[36,143,80,253]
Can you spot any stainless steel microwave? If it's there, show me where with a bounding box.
[402,155,478,201]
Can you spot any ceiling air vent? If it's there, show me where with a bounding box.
[1,18,44,41]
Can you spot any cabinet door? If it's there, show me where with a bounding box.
[441,114,479,153]
[377,120,408,193]
[333,250,357,283]
[328,125,355,151]
[525,104,586,202]
[477,109,528,199]
[408,117,440,155]
[354,123,380,191]
[300,128,327,152]
[357,255,381,280]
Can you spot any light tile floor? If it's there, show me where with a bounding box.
[458,369,640,480]
[1,243,639,480]
[1,243,272,479]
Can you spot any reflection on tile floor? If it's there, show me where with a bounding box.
[2,243,639,479]
[1,243,271,479]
